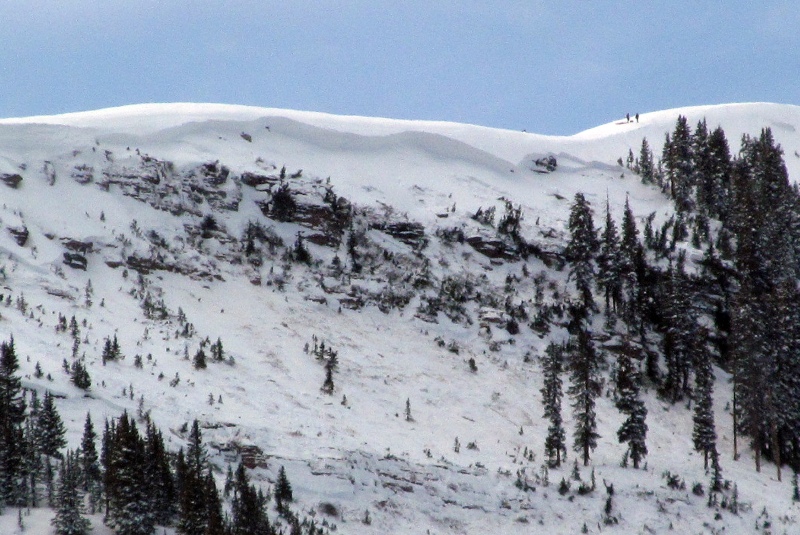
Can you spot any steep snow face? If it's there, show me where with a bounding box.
[5,101,800,184]
[0,103,798,534]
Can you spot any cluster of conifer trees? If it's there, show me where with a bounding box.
[0,337,324,535]
[545,116,800,486]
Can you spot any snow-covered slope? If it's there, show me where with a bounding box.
[0,102,798,534]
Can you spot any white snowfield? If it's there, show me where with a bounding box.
[0,102,798,534]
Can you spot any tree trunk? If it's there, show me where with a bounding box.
[732,378,739,461]
[773,422,782,482]
[769,388,781,482]
[755,431,762,473]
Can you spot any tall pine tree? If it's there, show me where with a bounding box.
[568,315,601,466]
[231,462,271,535]
[52,450,91,535]
[565,193,598,313]
[615,337,648,469]
[0,336,28,506]
[178,420,209,535]
[104,413,156,535]
[80,413,101,513]
[596,198,623,317]
[541,342,567,467]
[663,115,694,212]
[692,331,717,470]
[638,138,655,185]
[38,390,67,458]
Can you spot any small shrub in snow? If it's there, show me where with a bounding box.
[663,471,686,490]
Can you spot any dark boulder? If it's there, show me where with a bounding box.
[8,226,28,246]
[466,236,517,260]
[62,239,93,254]
[0,174,22,189]
[63,252,88,270]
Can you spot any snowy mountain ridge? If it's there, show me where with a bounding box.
[0,102,799,534]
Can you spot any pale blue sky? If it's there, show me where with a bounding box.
[1,1,797,135]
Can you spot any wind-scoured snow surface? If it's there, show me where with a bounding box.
[1,102,800,534]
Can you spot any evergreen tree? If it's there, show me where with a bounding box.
[615,337,648,469]
[730,128,796,474]
[80,413,101,513]
[275,465,293,512]
[638,137,655,184]
[770,280,800,481]
[23,411,41,508]
[565,193,598,312]
[231,462,271,534]
[224,464,235,499]
[144,421,176,526]
[568,317,601,466]
[705,126,733,221]
[70,360,91,390]
[618,197,651,340]
[204,471,225,535]
[619,197,639,271]
[210,338,224,362]
[173,448,187,518]
[271,181,297,222]
[541,342,567,467]
[69,316,80,339]
[193,348,207,370]
[39,390,67,458]
[104,413,156,535]
[178,420,208,534]
[52,451,91,535]
[660,254,696,403]
[596,199,623,317]
[692,333,717,470]
[102,335,122,364]
[321,351,338,395]
[692,118,712,214]
[0,336,28,506]
[663,115,694,212]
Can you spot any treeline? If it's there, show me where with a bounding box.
[0,337,325,535]
[545,116,800,486]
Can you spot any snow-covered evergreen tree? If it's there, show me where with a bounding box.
[660,253,696,403]
[275,465,294,512]
[565,193,598,312]
[692,332,717,470]
[663,115,695,212]
[38,390,67,458]
[52,451,91,535]
[105,413,156,535]
[144,421,175,526]
[0,336,29,506]
[638,138,655,185]
[541,342,567,467]
[178,420,208,534]
[597,198,623,318]
[80,413,101,513]
[568,317,601,466]
[231,462,271,534]
[615,336,648,469]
